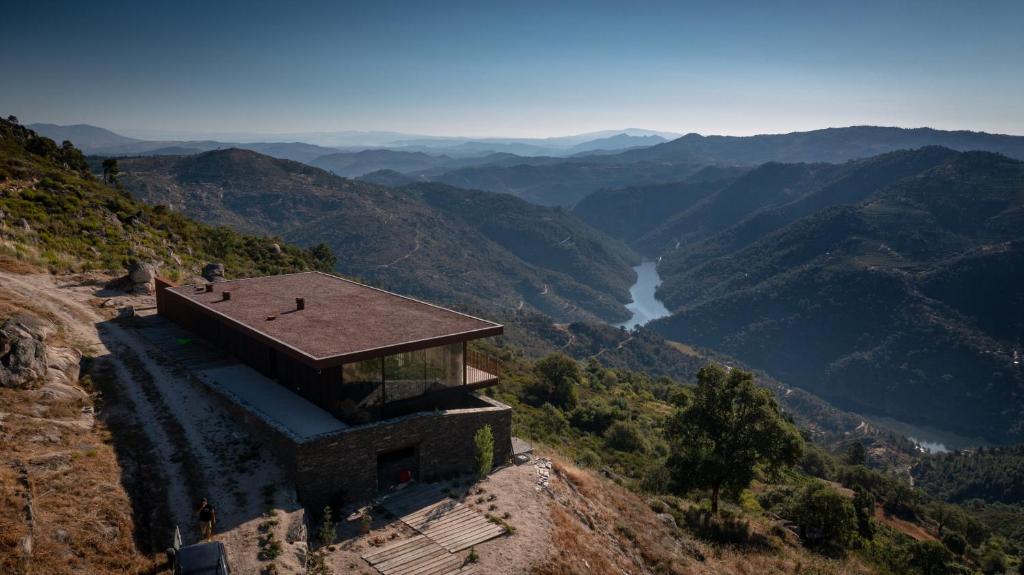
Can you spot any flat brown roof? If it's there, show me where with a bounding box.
[163,271,503,366]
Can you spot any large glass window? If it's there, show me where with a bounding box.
[384,349,429,402]
[339,344,466,422]
[424,343,464,387]
[338,358,383,423]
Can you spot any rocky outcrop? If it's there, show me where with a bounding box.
[127,260,159,293]
[0,314,50,389]
[202,262,226,283]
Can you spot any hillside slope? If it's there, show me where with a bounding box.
[116,150,639,322]
[1,120,333,278]
[650,151,1024,442]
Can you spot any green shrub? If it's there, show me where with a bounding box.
[789,482,858,551]
[475,425,494,479]
[318,506,336,547]
[604,420,646,452]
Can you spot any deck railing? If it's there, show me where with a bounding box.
[465,349,500,386]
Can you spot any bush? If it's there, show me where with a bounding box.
[682,507,755,546]
[907,540,955,575]
[942,531,968,556]
[318,506,336,547]
[475,425,494,479]
[604,420,646,452]
[569,399,618,434]
[790,482,857,551]
[528,354,581,410]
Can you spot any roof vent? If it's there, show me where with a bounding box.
[296,297,305,311]
[222,291,231,301]
[205,284,214,293]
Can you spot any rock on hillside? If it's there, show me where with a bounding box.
[0,313,81,396]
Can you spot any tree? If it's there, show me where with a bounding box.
[101,157,120,185]
[908,540,955,575]
[852,488,876,539]
[474,425,494,479]
[308,243,336,271]
[665,365,803,514]
[941,531,967,556]
[529,353,581,410]
[790,482,858,550]
[846,441,867,466]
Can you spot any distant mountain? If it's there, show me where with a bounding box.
[115,149,639,323]
[309,149,449,177]
[29,122,140,150]
[29,123,351,163]
[646,150,1024,442]
[612,125,1024,164]
[429,160,705,206]
[357,169,418,187]
[423,126,1024,206]
[569,133,667,154]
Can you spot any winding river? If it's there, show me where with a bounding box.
[617,260,671,330]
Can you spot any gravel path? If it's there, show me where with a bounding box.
[0,272,309,573]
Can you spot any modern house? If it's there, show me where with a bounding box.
[155,271,512,509]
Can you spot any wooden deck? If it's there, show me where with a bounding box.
[361,535,478,575]
[379,484,507,552]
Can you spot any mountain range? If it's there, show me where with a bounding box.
[576,147,1024,442]
[33,119,1024,442]
[113,149,639,323]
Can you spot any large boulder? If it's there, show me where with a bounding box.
[202,263,226,283]
[128,260,158,285]
[0,314,50,389]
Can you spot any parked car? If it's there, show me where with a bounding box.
[167,527,231,574]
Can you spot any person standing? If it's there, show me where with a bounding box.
[197,498,216,541]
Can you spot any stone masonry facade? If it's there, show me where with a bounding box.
[293,396,513,512]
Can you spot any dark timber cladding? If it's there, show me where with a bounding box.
[160,271,503,368]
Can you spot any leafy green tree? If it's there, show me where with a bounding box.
[790,482,857,550]
[474,425,494,479]
[846,441,867,466]
[908,540,955,575]
[665,365,803,514]
[529,353,581,410]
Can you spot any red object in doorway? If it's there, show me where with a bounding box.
[399,469,412,483]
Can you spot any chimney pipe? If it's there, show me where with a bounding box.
[296,297,305,311]
[223,291,231,301]
[205,284,213,293]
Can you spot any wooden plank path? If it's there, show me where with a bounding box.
[361,535,476,575]
[379,484,507,552]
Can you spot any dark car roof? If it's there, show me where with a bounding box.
[177,541,227,574]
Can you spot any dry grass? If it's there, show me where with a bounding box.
[0,394,160,574]
[0,293,159,574]
[532,454,873,575]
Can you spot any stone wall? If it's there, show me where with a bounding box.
[294,396,513,511]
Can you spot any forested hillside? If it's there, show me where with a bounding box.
[115,150,639,322]
[0,118,334,278]
[648,151,1024,442]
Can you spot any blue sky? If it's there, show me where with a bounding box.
[3,0,1022,137]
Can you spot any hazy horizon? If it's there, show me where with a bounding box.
[4,0,1023,138]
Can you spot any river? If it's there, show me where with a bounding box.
[617,260,671,330]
